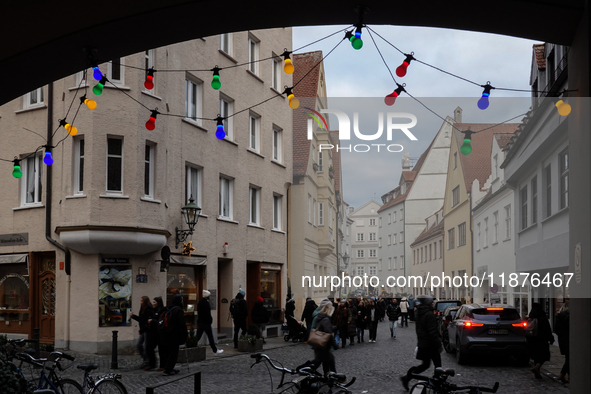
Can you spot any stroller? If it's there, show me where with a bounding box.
[283,315,308,342]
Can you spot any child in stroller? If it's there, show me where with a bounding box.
[283,315,308,342]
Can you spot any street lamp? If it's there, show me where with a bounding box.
[342,252,350,269]
[175,196,202,248]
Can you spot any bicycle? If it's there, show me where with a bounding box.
[73,363,128,394]
[13,350,82,394]
[409,367,499,394]
[250,353,356,394]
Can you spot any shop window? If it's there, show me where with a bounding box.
[99,265,132,327]
[0,261,30,326]
[167,265,203,328]
[261,269,281,324]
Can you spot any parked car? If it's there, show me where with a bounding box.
[433,300,462,320]
[439,305,461,353]
[446,303,528,365]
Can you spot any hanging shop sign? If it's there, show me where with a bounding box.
[101,258,130,264]
[0,233,28,246]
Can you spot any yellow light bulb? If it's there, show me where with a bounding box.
[555,100,571,116]
[85,98,97,110]
[65,123,78,136]
[288,94,299,109]
[284,59,294,74]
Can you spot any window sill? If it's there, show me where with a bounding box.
[105,84,130,91]
[541,206,569,224]
[141,90,163,100]
[218,50,238,63]
[503,238,511,242]
[247,148,265,159]
[271,160,286,168]
[182,118,208,132]
[492,241,498,246]
[13,204,44,211]
[99,194,130,199]
[270,87,285,97]
[217,217,239,225]
[246,69,264,83]
[221,137,238,146]
[15,105,47,114]
[69,84,90,91]
[141,197,161,204]
[247,224,265,230]
[65,194,87,199]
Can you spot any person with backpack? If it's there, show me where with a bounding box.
[159,294,188,376]
[130,295,155,370]
[196,290,224,355]
[232,290,248,349]
[387,298,401,338]
[251,296,269,342]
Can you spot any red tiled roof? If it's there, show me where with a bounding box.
[292,51,324,176]
[454,123,519,192]
[533,44,546,70]
[410,218,445,247]
[402,171,416,182]
[494,133,514,150]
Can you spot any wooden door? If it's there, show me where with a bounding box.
[38,257,56,343]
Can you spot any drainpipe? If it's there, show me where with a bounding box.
[45,81,72,350]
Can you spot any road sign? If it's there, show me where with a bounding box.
[490,283,499,294]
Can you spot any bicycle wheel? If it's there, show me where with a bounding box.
[55,378,83,394]
[94,378,128,394]
[410,382,436,394]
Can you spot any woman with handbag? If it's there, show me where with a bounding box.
[309,299,338,375]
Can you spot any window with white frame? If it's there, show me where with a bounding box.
[369,249,377,258]
[429,244,432,260]
[357,233,364,242]
[220,33,233,56]
[378,259,382,271]
[248,36,259,75]
[505,205,511,239]
[23,87,44,109]
[520,186,528,230]
[272,126,282,162]
[144,50,155,92]
[313,199,317,226]
[369,218,376,226]
[393,211,397,222]
[318,151,324,172]
[378,237,382,247]
[106,137,123,193]
[493,211,499,244]
[185,76,203,125]
[219,176,233,220]
[387,235,391,245]
[389,257,393,270]
[452,186,460,207]
[388,213,391,223]
[560,149,569,209]
[186,165,202,208]
[357,249,364,258]
[379,217,382,227]
[249,112,260,152]
[273,194,282,230]
[308,194,312,223]
[20,154,43,205]
[249,186,260,225]
[393,257,397,269]
[484,218,489,247]
[448,228,455,249]
[420,248,423,262]
[219,96,234,140]
[107,57,124,85]
[400,256,404,269]
[318,202,324,226]
[531,176,538,225]
[272,56,281,91]
[144,143,155,199]
[357,266,364,275]
[393,233,397,244]
[328,204,333,229]
[458,222,466,246]
[434,242,437,259]
[369,232,376,241]
[370,266,376,276]
[73,137,84,195]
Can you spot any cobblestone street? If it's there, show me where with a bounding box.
[56,320,570,394]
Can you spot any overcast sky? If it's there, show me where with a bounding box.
[293,25,538,211]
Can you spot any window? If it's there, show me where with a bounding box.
[357,249,364,258]
[505,205,512,239]
[248,37,259,75]
[249,186,261,225]
[219,176,233,220]
[186,165,202,208]
[560,149,569,209]
[370,266,376,276]
[531,176,538,225]
[458,222,466,246]
[379,217,382,227]
[357,266,364,276]
[369,218,376,226]
[453,152,457,169]
[387,235,391,245]
[545,165,552,218]
[369,232,376,241]
[400,232,404,243]
[308,194,312,223]
[476,223,481,250]
[107,57,123,85]
[23,87,44,109]
[420,248,423,263]
[388,213,391,224]
[393,211,397,222]
[272,56,281,91]
[448,228,455,249]
[400,256,404,269]
[144,50,155,92]
[318,202,324,226]
[378,259,382,271]
[484,218,488,248]
[393,257,397,269]
[313,199,316,226]
[318,151,324,172]
[429,244,432,260]
[389,257,393,270]
[20,154,43,205]
[219,96,234,140]
[185,76,203,125]
[493,211,499,244]
[452,186,460,207]
[249,113,260,152]
[393,233,397,244]
[273,194,282,230]
[273,126,282,162]
[433,242,437,259]
[439,240,443,258]
[73,137,84,195]
[520,186,528,230]
[378,237,382,247]
[144,143,155,199]
[220,33,233,55]
[369,250,377,258]
[493,155,498,179]
[357,233,364,242]
[106,137,123,193]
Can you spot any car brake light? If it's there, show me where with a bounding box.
[463,322,484,327]
[486,307,504,311]
[512,322,527,327]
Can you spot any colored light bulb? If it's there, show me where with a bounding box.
[384,85,405,106]
[460,138,473,155]
[288,94,300,109]
[284,58,294,74]
[12,160,22,179]
[396,54,415,77]
[351,32,363,50]
[555,100,571,116]
[93,76,107,95]
[93,66,103,81]
[64,123,78,136]
[211,75,221,90]
[477,84,493,110]
[215,118,226,139]
[144,75,154,90]
[145,110,159,130]
[44,152,53,165]
[84,98,97,110]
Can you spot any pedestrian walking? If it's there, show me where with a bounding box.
[408,295,416,322]
[149,296,166,371]
[554,302,570,383]
[285,295,296,318]
[400,295,442,391]
[334,300,351,348]
[130,295,155,369]
[301,297,318,334]
[232,290,248,349]
[196,290,224,354]
[387,298,401,338]
[527,302,554,379]
[356,300,367,343]
[367,298,382,342]
[160,294,188,376]
[378,298,387,322]
[252,296,270,342]
[310,299,338,375]
[346,299,357,346]
[400,297,409,327]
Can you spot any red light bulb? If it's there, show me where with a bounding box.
[384,91,399,106]
[396,62,409,77]
[144,75,154,90]
[145,110,159,130]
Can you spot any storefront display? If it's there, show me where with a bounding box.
[166,265,202,327]
[261,267,281,324]
[0,260,30,333]
[98,265,132,327]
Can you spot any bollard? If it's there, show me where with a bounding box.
[194,371,201,394]
[111,330,118,369]
[33,328,40,358]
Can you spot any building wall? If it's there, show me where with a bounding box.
[349,201,381,296]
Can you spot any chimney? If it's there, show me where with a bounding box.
[454,106,463,123]
[402,153,411,170]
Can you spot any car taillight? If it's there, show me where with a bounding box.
[463,322,484,328]
[512,322,527,327]
[486,307,504,311]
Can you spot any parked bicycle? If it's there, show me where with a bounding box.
[73,362,128,394]
[250,353,355,394]
[409,367,499,394]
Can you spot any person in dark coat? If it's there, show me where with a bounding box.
[148,296,165,371]
[310,299,338,375]
[130,295,155,369]
[367,298,382,342]
[387,298,401,338]
[285,296,296,318]
[400,295,441,391]
[196,290,224,354]
[160,294,188,376]
[527,302,554,379]
[301,297,318,334]
[346,299,357,346]
[232,290,248,349]
[356,300,368,343]
[334,300,351,348]
[554,302,569,383]
[251,296,269,342]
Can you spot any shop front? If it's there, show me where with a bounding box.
[247,261,282,336]
[0,254,30,336]
[166,255,205,328]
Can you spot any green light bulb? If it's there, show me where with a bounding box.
[12,165,22,178]
[93,82,104,95]
[352,38,363,50]
[211,75,221,90]
[460,139,472,155]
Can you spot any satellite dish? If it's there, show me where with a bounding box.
[161,246,171,261]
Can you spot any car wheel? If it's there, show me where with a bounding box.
[455,337,467,365]
[443,330,454,353]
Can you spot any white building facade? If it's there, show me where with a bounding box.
[349,201,381,297]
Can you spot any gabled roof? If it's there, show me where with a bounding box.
[454,123,519,192]
[292,51,324,176]
[533,43,546,70]
[494,133,514,150]
[410,218,445,247]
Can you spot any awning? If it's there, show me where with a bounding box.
[0,253,28,264]
[170,255,207,266]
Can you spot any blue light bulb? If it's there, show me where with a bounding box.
[44,152,53,165]
[477,93,490,110]
[216,124,226,139]
[93,67,102,81]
